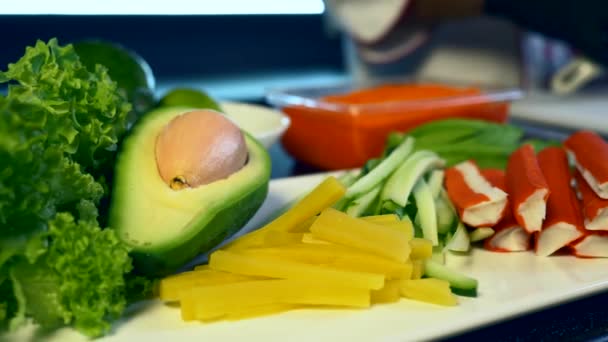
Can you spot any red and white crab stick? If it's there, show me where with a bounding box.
[445,160,508,227]
[535,147,584,257]
[482,169,531,252]
[564,130,608,199]
[506,144,550,234]
[571,232,608,258]
[574,171,608,231]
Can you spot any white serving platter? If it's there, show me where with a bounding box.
[8,173,608,342]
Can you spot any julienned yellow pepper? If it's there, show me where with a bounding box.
[310,208,411,262]
[400,279,457,306]
[209,250,385,290]
[181,279,371,321]
[223,176,346,251]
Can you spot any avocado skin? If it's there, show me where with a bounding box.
[132,180,268,276]
[109,106,271,277]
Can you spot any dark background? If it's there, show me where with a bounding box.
[1,14,346,103]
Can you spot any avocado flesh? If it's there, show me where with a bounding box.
[109,106,271,276]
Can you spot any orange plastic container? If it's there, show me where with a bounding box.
[266,82,522,170]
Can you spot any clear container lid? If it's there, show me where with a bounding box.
[266,78,524,115]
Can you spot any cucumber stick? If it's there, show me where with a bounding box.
[345,185,381,217]
[435,193,457,235]
[426,169,445,200]
[470,227,495,242]
[338,171,359,187]
[445,222,471,253]
[381,151,445,207]
[431,243,446,264]
[413,179,438,245]
[345,137,414,199]
[424,259,478,297]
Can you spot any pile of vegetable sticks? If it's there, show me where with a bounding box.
[159,177,471,322]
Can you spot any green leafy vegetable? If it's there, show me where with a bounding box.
[397,119,525,169]
[0,38,134,337]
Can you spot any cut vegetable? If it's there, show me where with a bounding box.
[445,222,471,253]
[290,216,317,233]
[209,250,385,290]
[427,169,445,199]
[240,244,413,279]
[381,150,445,207]
[411,260,424,279]
[225,304,296,321]
[338,171,359,187]
[409,238,433,260]
[383,218,415,241]
[181,279,371,321]
[345,136,414,199]
[575,171,608,231]
[400,278,458,306]
[160,270,260,302]
[469,227,495,242]
[536,147,584,257]
[423,259,478,297]
[224,176,346,250]
[361,214,400,224]
[346,185,382,217]
[564,130,608,199]
[371,279,402,304]
[413,179,439,245]
[310,208,411,262]
[436,190,457,235]
[506,144,550,234]
[301,233,331,245]
[445,160,508,227]
[263,231,304,247]
[431,244,446,264]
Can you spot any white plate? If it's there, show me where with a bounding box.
[9,173,608,342]
[221,101,291,149]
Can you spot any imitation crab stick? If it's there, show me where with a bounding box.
[506,144,550,234]
[564,130,608,199]
[481,169,531,252]
[571,232,608,258]
[535,147,585,256]
[444,160,508,227]
[574,171,608,231]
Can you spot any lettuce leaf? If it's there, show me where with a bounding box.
[0,38,134,337]
[0,38,131,171]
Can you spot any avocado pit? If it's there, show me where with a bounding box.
[155,109,248,189]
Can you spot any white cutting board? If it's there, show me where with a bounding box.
[510,89,608,134]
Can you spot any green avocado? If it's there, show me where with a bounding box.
[109,106,271,276]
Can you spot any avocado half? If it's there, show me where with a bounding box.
[109,106,271,276]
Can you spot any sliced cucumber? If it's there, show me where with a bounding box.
[426,169,445,200]
[424,259,478,297]
[346,137,414,199]
[470,227,495,242]
[413,179,439,245]
[431,243,446,264]
[381,151,445,207]
[338,171,359,187]
[445,222,471,253]
[345,185,381,218]
[435,194,457,235]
